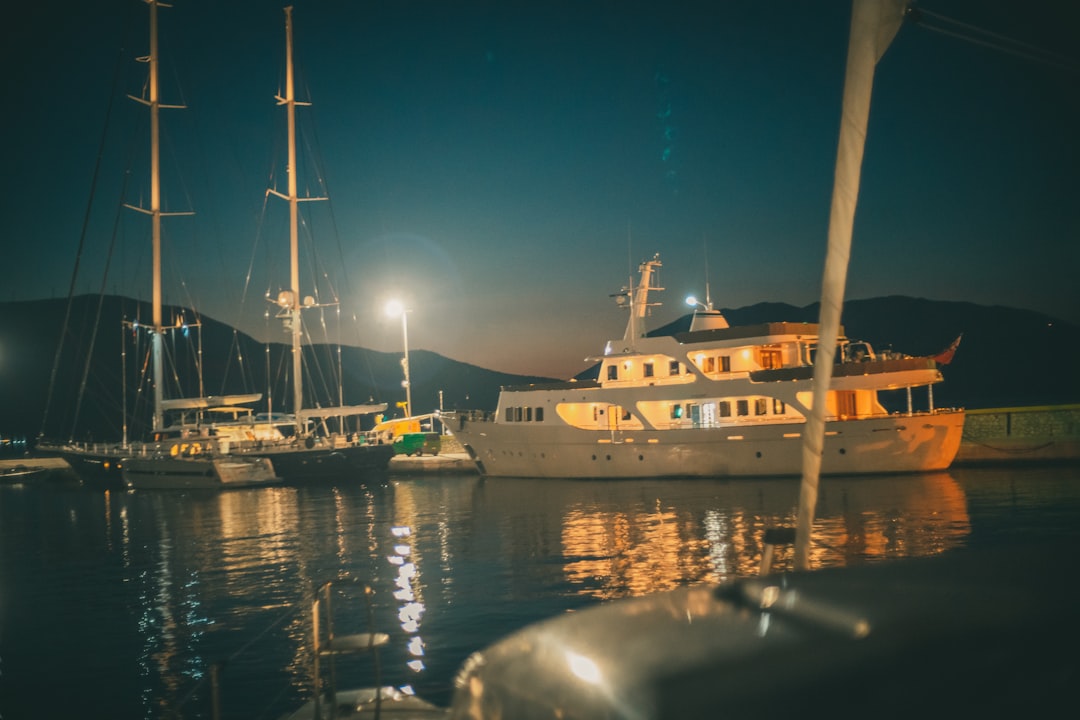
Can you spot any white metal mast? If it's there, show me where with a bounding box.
[126,0,189,433]
[271,5,325,437]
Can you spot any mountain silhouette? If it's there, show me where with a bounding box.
[2,294,1077,447]
[0,295,550,446]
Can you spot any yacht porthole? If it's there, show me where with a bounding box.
[755,452,762,459]
[839,448,846,455]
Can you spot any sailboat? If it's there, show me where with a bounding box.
[36,0,279,490]
[239,5,396,483]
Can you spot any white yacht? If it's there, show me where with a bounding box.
[445,254,964,478]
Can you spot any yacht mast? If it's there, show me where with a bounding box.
[272,6,324,437]
[285,5,303,435]
[126,0,188,433]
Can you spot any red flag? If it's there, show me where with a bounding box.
[932,334,962,365]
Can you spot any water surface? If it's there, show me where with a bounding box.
[2,465,1078,718]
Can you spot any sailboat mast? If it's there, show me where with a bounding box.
[284,5,304,435]
[127,0,190,432]
[147,0,166,432]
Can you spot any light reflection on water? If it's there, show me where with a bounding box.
[2,466,1077,719]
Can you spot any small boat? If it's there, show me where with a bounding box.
[446,541,1078,719]
[0,464,49,484]
[121,453,278,490]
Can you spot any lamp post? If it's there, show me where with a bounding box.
[385,300,411,417]
[685,295,709,313]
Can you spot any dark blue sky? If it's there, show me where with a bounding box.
[4,0,1078,378]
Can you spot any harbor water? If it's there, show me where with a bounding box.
[2,464,1079,719]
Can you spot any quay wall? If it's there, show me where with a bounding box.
[956,404,1080,465]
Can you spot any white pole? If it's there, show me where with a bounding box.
[795,0,908,571]
[401,311,412,417]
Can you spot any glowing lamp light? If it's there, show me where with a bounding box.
[686,295,708,311]
[566,651,602,684]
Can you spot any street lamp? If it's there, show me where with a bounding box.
[685,295,709,312]
[385,299,411,417]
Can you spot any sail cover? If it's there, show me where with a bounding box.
[796,0,909,569]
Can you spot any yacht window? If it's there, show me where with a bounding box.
[644,362,654,378]
[669,360,680,375]
[755,398,768,416]
[515,407,523,422]
[737,399,749,416]
[505,407,514,422]
[536,407,544,422]
[622,408,632,421]
[773,399,785,414]
[703,356,716,373]
[759,349,782,370]
[720,356,731,372]
[525,407,533,421]
[719,401,731,418]
[671,404,683,419]
[607,365,618,381]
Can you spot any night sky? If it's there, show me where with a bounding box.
[4,0,1078,379]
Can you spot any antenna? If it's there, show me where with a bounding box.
[702,235,712,310]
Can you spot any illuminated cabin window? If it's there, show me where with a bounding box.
[607,365,618,381]
[736,399,749,416]
[773,399,786,414]
[719,401,731,418]
[755,398,768,416]
[759,348,782,369]
[669,360,680,375]
[644,362,654,378]
[720,356,731,372]
[671,404,683,419]
[703,356,716,373]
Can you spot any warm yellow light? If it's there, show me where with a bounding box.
[567,651,602,684]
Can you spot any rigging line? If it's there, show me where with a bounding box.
[914,6,1077,66]
[910,8,1080,74]
[40,40,130,439]
[916,21,1080,74]
[301,95,350,305]
[71,166,137,441]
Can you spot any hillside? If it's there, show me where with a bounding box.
[2,294,1078,445]
[0,295,550,444]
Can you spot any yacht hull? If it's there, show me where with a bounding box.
[122,456,279,489]
[257,442,395,483]
[450,410,965,479]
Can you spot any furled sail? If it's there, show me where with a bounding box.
[796,0,909,569]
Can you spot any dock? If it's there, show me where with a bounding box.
[388,434,478,474]
[955,404,1080,466]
